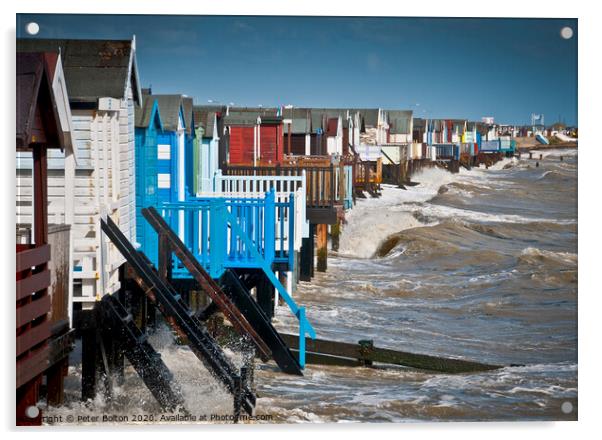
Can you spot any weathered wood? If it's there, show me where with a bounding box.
[299,224,315,282]
[256,272,275,320]
[46,357,68,406]
[15,244,50,272]
[280,333,502,373]
[316,224,328,272]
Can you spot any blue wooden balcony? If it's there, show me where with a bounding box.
[152,188,295,279]
[140,188,315,368]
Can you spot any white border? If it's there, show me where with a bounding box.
[2,1,599,439]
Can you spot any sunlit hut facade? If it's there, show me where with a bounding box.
[222,107,283,166]
[17,37,142,311]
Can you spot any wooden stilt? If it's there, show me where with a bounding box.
[46,357,68,406]
[300,224,315,281]
[81,327,98,402]
[16,377,42,425]
[316,224,328,272]
[256,272,275,320]
[331,221,340,252]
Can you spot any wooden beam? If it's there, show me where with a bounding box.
[279,333,502,373]
[316,224,328,272]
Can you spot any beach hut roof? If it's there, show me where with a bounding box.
[182,97,194,135]
[349,108,380,127]
[152,95,186,132]
[17,52,62,149]
[193,106,217,138]
[16,38,141,105]
[282,108,311,135]
[386,110,413,134]
[135,94,162,130]
[224,108,282,126]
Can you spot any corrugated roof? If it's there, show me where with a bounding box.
[17,38,139,104]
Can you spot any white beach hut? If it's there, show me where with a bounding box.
[17,37,142,311]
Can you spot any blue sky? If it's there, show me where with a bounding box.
[17,15,578,125]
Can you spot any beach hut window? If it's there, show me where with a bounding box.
[158,173,171,189]
[158,144,171,160]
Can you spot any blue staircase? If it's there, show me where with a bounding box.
[138,189,315,368]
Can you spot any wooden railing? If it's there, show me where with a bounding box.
[223,163,346,209]
[354,158,383,187]
[16,244,51,389]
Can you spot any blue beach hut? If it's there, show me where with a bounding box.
[134,90,163,261]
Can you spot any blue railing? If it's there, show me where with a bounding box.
[158,189,295,279]
[156,189,315,368]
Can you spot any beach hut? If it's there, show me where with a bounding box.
[17,38,142,310]
[386,110,413,144]
[306,108,353,156]
[134,90,163,263]
[16,51,74,425]
[282,107,311,156]
[145,95,192,245]
[192,106,221,194]
[223,107,283,165]
[182,97,196,197]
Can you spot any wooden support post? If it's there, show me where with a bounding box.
[529,152,533,159]
[46,357,68,406]
[560,155,564,162]
[158,232,171,282]
[536,161,539,168]
[32,146,48,245]
[107,334,125,387]
[358,339,374,367]
[316,223,328,272]
[331,221,340,252]
[81,327,98,402]
[539,153,543,160]
[256,272,275,320]
[16,377,42,425]
[299,223,315,282]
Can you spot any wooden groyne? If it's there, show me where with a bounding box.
[279,334,503,373]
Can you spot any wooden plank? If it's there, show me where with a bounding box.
[16,344,49,388]
[16,295,51,328]
[280,333,502,373]
[15,244,50,272]
[16,320,51,356]
[16,269,51,301]
[306,207,338,225]
[289,349,362,367]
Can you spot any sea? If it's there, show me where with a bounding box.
[44,148,578,424]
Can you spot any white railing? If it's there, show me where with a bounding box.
[198,169,309,251]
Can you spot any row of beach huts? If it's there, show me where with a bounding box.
[15,37,515,424]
